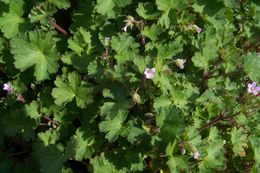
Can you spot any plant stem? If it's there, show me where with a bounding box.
[8,150,31,157]
[48,17,68,36]
[198,113,239,131]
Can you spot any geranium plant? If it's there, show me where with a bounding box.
[0,0,259,172]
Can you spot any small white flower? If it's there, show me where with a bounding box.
[144,68,156,79]
[175,59,186,69]
[3,82,13,93]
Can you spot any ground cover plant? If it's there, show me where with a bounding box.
[0,0,259,172]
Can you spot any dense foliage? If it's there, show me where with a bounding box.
[0,0,259,172]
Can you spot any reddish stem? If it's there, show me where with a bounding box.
[198,113,239,131]
[48,17,68,36]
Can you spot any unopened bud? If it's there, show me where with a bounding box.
[132,92,141,104]
[104,37,110,47]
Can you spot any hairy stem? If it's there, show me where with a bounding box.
[48,17,68,36]
[198,113,239,131]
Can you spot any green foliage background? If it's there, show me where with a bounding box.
[0,0,259,172]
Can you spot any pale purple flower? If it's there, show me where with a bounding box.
[3,82,13,93]
[144,68,155,79]
[247,82,260,96]
[193,151,200,160]
[175,59,186,69]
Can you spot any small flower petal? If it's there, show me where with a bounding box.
[252,82,257,87]
[122,25,128,32]
[252,86,260,96]
[255,86,260,91]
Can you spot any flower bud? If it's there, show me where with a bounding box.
[132,92,141,104]
[104,37,110,47]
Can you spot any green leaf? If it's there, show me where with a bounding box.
[1,109,36,140]
[221,0,240,8]
[184,126,202,148]
[142,24,164,41]
[95,0,115,18]
[24,101,40,119]
[11,31,60,81]
[243,52,260,82]
[100,85,132,119]
[70,1,94,31]
[0,0,10,4]
[156,0,188,11]
[167,156,189,173]
[95,0,132,18]
[90,153,128,173]
[99,110,128,142]
[153,95,172,110]
[48,0,70,9]
[126,119,146,144]
[155,106,184,148]
[249,136,260,163]
[111,33,139,64]
[230,127,248,157]
[157,37,184,60]
[33,142,66,173]
[192,0,226,29]
[199,127,226,172]
[38,130,59,146]
[68,27,92,56]
[125,152,146,172]
[158,10,171,28]
[136,2,161,20]
[52,72,94,108]
[0,0,25,38]
[100,101,132,118]
[192,27,218,70]
[115,0,132,8]
[71,128,95,160]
